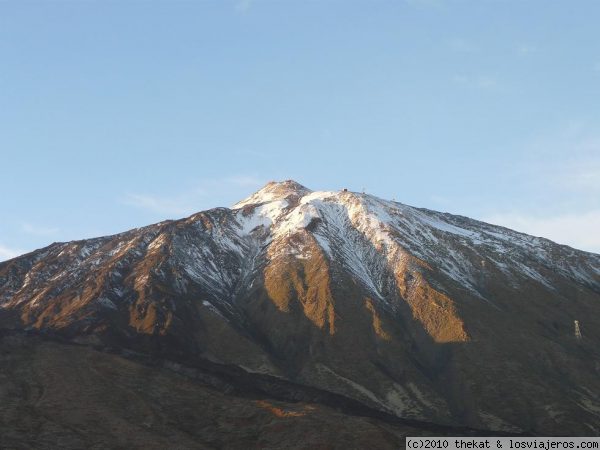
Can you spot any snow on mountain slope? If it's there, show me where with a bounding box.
[1,180,600,434]
[4,179,596,312]
[228,181,599,301]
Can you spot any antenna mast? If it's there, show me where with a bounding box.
[574,320,582,340]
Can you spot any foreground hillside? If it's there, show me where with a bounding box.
[0,331,501,449]
[1,180,599,438]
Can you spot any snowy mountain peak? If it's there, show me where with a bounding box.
[233,180,312,208]
[227,182,600,300]
[1,180,600,435]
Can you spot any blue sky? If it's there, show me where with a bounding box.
[1,0,600,260]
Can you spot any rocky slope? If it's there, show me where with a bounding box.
[1,180,599,437]
[1,331,450,449]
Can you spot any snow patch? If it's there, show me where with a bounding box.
[97,297,117,310]
[316,364,388,409]
[479,412,521,432]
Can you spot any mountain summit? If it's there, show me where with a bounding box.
[1,180,599,438]
[234,179,312,207]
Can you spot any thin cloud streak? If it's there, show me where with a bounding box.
[481,121,600,255]
[121,193,198,216]
[452,74,499,90]
[516,121,600,195]
[484,210,600,254]
[234,0,253,13]
[563,161,600,192]
[447,38,478,53]
[21,222,60,236]
[121,175,266,217]
[517,44,537,55]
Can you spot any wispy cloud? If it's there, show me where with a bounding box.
[517,121,600,194]
[517,44,537,56]
[452,74,498,90]
[234,0,253,14]
[121,193,201,216]
[121,175,266,217]
[479,121,600,254]
[21,222,59,236]
[562,158,600,192]
[447,38,478,53]
[476,76,497,89]
[483,211,600,254]
[0,244,24,262]
[452,74,468,84]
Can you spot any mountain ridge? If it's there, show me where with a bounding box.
[1,180,599,435]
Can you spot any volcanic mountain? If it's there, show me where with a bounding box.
[1,180,599,446]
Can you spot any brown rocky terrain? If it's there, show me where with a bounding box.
[0,330,502,449]
[0,180,599,446]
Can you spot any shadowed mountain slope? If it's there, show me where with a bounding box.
[1,180,599,437]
